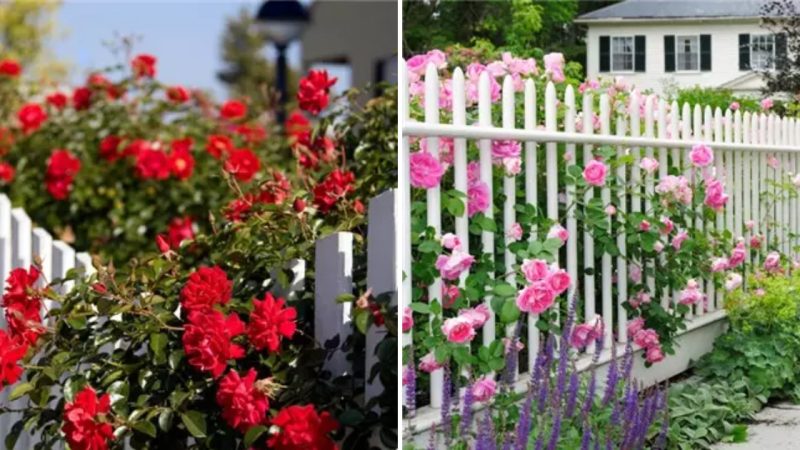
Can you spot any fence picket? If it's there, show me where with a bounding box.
[315,232,354,378]
[599,94,613,349]
[581,93,596,349]
[524,79,539,365]
[478,71,495,348]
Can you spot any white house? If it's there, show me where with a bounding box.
[576,0,786,96]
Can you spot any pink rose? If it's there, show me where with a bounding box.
[409,151,445,189]
[629,291,651,308]
[653,241,664,253]
[570,319,602,349]
[704,178,729,211]
[764,251,781,272]
[442,284,460,308]
[468,181,490,217]
[460,304,491,328]
[710,257,729,273]
[441,316,476,344]
[660,216,674,235]
[583,160,608,186]
[768,154,779,169]
[729,101,740,111]
[689,144,714,168]
[406,54,429,75]
[471,376,497,402]
[761,98,773,111]
[402,307,413,333]
[639,220,651,232]
[750,235,762,249]
[629,264,642,283]
[605,205,617,216]
[633,328,659,348]
[441,233,461,250]
[426,49,447,69]
[419,352,444,373]
[728,241,746,268]
[547,224,569,244]
[502,337,525,354]
[435,250,475,280]
[745,220,755,231]
[521,259,549,282]
[725,273,743,291]
[491,140,521,161]
[546,268,571,295]
[502,157,522,176]
[507,222,523,241]
[646,345,665,363]
[627,317,645,336]
[516,281,556,314]
[679,279,704,305]
[639,157,659,175]
[672,230,688,250]
[543,52,565,83]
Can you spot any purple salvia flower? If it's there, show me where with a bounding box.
[502,433,514,450]
[546,410,562,450]
[427,422,437,450]
[502,320,523,385]
[514,391,534,450]
[605,435,613,450]
[581,365,598,417]
[580,420,592,450]
[565,372,580,418]
[476,410,497,450]
[620,342,634,382]
[459,382,476,436]
[441,367,452,443]
[601,342,619,406]
[537,335,555,413]
[404,364,416,418]
[534,434,544,450]
[554,297,575,406]
[653,403,669,450]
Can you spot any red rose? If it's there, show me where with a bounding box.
[182,309,245,377]
[224,194,255,222]
[259,171,291,204]
[180,265,232,311]
[313,169,355,213]
[295,136,337,170]
[2,266,43,347]
[155,234,170,254]
[223,148,260,182]
[46,92,68,109]
[268,405,339,450]
[285,111,311,142]
[353,199,365,214]
[206,134,234,159]
[135,148,171,180]
[0,162,14,183]
[0,330,27,389]
[166,85,191,103]
[131,53,157,78]
[167,216,194,249]
[215,368,269,433]
[297,70,337,116]
[293,198,306,213]
[99,135,122,162]
[234,123,267,144]
[45,149,80,200]
[247,292,297,353]
[220,100,247,120]
[17,103,47,134]
[169,140,195,180]
[87,73,109,88]
[62,387,114,450]
[0,59,21,77]
[72,87,92,110]
[122,139,150,158]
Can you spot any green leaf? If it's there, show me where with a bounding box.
[335,293,356,304]
[8,383,34,401]
[149,333,168,361]
[354,308,370,334]
[493,282,516,298]
[133,421,157,438]
[158,409,174,432]
[338,409,366,426]
[180,411,207,438]
[500,298,520,323]
[409,302,431,314]
[244,425,268,447]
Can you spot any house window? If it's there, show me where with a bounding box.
[611,36,634,72]
[676,35,699,71]
[751,34,775,69]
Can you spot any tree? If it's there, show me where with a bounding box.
[0,0,67,82]
[760,0,800,95]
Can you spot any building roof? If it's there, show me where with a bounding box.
[576,0,773,22]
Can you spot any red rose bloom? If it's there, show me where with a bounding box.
[45,149,80,200]
[182,309,245,377]
[224,194,256,222]
[215,368,269,433]
[135,148,171,180]
[234,123,267,144]
[87,73,110,88]
[180,265,233,311]
[3,267,43,345]
[0,330,27,389]
[220,100,247,120]
[99,135,122,162]
[167,85,191,103]
[0,162,14,183]
[268,405,339,450]
[297,70,337,116]
[258,171,291,205]
[155,234,170,254]
[122,139,150,158]
[206,134,234,159]
[62,387,114,450]
[17,103,47,134]
[247,292,297,353]
[223,148,261,182]
[313,169,355,213]
[72,87,92,110]
[285,111,311,142]
[0,59,21,77]
[131,53,157,78]
[167,216,194,249]
[169,144,195,180]
[46,92,68,109]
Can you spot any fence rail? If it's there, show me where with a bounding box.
[400,59,800,439]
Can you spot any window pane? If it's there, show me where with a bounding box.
[611,36,633,71]
[676,36,698,71]
[751,34,774,69]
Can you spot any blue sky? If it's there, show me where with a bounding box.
[50,0,304,99]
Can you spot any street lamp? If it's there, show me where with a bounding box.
[255,0,310,125]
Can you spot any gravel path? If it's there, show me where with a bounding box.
[713,402,800,449]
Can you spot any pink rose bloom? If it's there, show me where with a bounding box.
[436,250,475,280]
[543,52,565,83]
[633,328,660,348]
[640,157,659,175]
[521,258,550,282]
[406,54,429,75]
[426,49,447,69]
[629,291,651,308]
[583,160,608,186]
[710,257,729,273]
[467,161,480,183]
[660,216,674,235]
[547,268,571,295]
[679,280,704,305]
[460,304,491,328]
[768,154,779,169]
[729,101,740,111]
[745,220,755,231]
[728,241,746,268]
[646,345,665,363]
[441,316,476,344]
[502,157,522,176]
[605,204,617,216]
[402,307,413,333]
[409,151,445,189]
[507,222,523,241]
[441,233,461,250]
[725,273,743,291]
[627,317,645,336]
[639,220,651,232]
[689,144,714,168]
[421,137,455,167]
[570,319,602,349]
[750,235,762,249]
[547,223,569,244]
[502,337,525,354]
[492,140,521,161]
[471,376,497,402]
[629,264,642,283]
[419,352,444,373]
[656,175,693,205]
[704,179,729,211]
[764,251,781,272]
[468,181,490,217]
[672,230,688,250]
[761,98,773,111]
[442,284,460,308]
[653,241,664,253]
[516,281,556,314]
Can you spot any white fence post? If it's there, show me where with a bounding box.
[314,232,354,378]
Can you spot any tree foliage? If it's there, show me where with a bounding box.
[760,0,800,95]
[0,0,67,82]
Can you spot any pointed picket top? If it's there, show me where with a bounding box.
[545,81,556,130]
[582,91,593,133]
[502,75,515,128]
[599,93,610,134]
[524,78,536,128]
[424,63,439,125]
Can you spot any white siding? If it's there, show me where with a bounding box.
[585,19,768,96]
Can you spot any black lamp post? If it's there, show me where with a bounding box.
[255,0,310,126]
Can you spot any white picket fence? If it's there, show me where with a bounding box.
[0,189,398,448]
[400,60,800,438]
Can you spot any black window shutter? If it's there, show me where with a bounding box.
[664,35,675,72]
[634,35,646,72]
[700,34,712,71]
[739,33,751,70]
[776,33,788,69]
[599,36,610,72]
